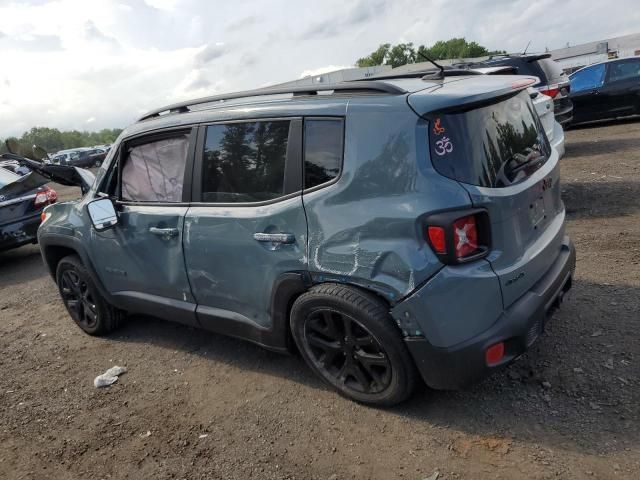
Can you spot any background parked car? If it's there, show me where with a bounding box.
[470,53,573,126]
[0,166,57,252]
[569,57,640,124]
[466,66,565,158]
[51,148,105,168]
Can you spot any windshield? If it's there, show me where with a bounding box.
[429,90,551,188]
[0,167,19,189]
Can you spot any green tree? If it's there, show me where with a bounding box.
[356,43,391,67]
[1,127,123,154]
[356,38,504,68]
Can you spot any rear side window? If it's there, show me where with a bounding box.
[608,60,640,83]
[571,64,606,93]
[201,121,290,203]
[429,90,551,188]
[304,118,343,189]
[536,58,565,83]
[121,134,190,202]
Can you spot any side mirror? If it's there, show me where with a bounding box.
[87,198,118,231]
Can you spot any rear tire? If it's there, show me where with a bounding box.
[290,283,418,406]
[56,255,124,336]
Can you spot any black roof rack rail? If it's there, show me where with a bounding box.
[137,81,406,122]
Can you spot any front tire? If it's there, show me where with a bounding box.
[56,255,124,335]
[290,283,418,406]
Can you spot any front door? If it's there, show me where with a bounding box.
[183,119,307,337]
[90,129,198,326]
[570,63,607,122]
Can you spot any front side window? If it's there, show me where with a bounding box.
[570,64,606,93]
[608,60,640,83]
[121,134,189,202]
[304,118,343,189]
[201,121,290,203]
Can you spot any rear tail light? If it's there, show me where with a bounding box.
[453,215,478,258]
[424,209,490,264]
[539,84,560,99]
[34,186,57,208]
[427,226,446,254]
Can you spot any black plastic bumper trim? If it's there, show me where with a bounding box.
[406,236,576,390]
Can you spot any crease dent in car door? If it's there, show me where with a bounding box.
[183,119,307,343]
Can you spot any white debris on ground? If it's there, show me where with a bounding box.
[93,366,127,388]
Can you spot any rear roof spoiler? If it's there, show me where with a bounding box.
[407,76,539,117]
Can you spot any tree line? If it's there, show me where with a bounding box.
[0,127,123,154]
[356,38,506,68]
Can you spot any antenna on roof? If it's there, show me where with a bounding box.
[522,40,532,55]
[417,51,444,79]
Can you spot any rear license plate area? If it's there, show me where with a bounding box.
[529,197,546,228]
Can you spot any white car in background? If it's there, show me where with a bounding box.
[529,88,565,159]
[470,66,565,159]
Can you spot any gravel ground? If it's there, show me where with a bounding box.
[1,121,639,479]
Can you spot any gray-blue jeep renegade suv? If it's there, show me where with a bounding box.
[37,73,575,406]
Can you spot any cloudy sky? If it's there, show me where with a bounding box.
[0,0,638,138]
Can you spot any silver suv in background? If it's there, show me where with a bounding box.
[471,53,573,127]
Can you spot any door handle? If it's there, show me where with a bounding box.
[253,232,295,244]
[149,227,179,240]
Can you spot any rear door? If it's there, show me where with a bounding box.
[600,59,640,117]
[183,118,307,333]
[424,90,566,308]
[89,129,198,325]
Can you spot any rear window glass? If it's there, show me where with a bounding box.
[429,90,551,188]
[0,168,19,188]
[537,58,565,83]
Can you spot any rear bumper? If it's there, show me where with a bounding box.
[405,236,576,390]
[0,214,41,251]
[554,97,573,126]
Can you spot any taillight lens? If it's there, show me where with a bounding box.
[427,226,446,254]
[34,186,57,208]
[453,215,478,258]
[425,210,490,264]
[539,85,560,98]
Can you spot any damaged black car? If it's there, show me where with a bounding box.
[0,165,58,252]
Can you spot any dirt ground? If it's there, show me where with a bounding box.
[1,120,639,480]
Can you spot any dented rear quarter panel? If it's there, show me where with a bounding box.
[303,95,472,303]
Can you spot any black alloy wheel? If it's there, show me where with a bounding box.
[60,269,99,329]
[304,308,392,394]
[290,283,418,406]
[55,255,124,335]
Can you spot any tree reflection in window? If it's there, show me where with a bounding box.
[202,121,290,203]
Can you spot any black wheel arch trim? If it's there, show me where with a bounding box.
[39,233,116,305]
